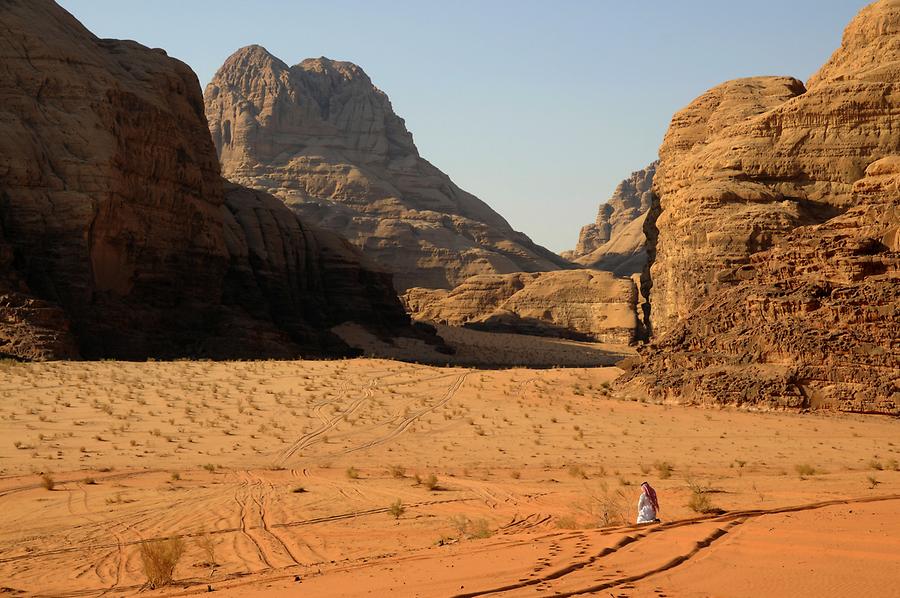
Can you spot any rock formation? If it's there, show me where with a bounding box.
[0,0,436,360]
[562,162,657,276]
[624,0,900,414]
[403,270,640,344]
[204,48,571,292]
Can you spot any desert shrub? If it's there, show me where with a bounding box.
[555,514,580,529]
[389,465,406,479]
[40,474,55,491]
[423,473,439,491]
[195,533,217,567]
[389,499,405,520]
[868,460,884,471]
[794,463,818,478]
[346,466,360,480]
[567,464,588,479]
[688,488,713,514]
[565,483,628,528]
[591,482,628,527]
[139,537,185,588]
[686,478,716,514]
[449,515,492,539]
[867,475,881,489]
[468,518,492,539]
[653,461,673,479]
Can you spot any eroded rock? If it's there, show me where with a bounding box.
[563,162,657,276]
[0,0,433,359]
[204,47,571,292]
[626,0,900,413]
[404,270,640,344]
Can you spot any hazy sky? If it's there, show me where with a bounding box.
[59,0,865,252]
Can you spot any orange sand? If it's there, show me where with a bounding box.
[0,358,897,596]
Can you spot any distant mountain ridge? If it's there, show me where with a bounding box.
[562,162,657,276]
[204,46,571,292]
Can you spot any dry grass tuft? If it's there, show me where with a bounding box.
[420,472,439,491]
[567,463,588,479]
[653,461,673,479]
[794,463,820,479]
[195,533,217,568]
[389,499,406,519]
[686,477,717,514]
[139,537,185,588]
[450,514,493,539]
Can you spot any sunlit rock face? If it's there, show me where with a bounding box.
[205,47,571,292]
[562,162,657,277]
[404,269,640,345]
[623,0,900,414]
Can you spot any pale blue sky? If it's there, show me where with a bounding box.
[59,0,865,252]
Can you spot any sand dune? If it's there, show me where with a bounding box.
[0,358,897,596]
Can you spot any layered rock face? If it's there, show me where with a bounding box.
[627,0,900,413]
[562,162,657,276]
[403,270,639,344]
[204,48,570,292]
[0,0,431,359]
[219,183,430,358]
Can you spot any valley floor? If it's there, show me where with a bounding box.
[0,358,897,596]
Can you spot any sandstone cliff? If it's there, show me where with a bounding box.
[204,48,571,292]
[626,0,900,414]
[0,0,434,360]
[403,270,639,344]
[562,162,657,276]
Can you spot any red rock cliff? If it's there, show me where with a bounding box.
[0,0,431,359]
[626,0,900,414]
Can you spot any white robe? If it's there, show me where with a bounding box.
[636,492,657,523]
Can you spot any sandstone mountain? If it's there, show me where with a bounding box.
[0,0,436,360]
[204,47,570,292]
[403,270,639,345]
[624,0,899,414]
[562,162,657,276]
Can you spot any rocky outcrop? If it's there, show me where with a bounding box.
[0,0,435,360]
[204,48,571,292]
[625,0,900,414]
[562,162,657,276]
[403,270,640,344]
[219,183,438,358]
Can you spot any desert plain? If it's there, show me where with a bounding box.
[0,350,897,597]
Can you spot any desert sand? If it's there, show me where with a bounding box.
[1,357,897,596]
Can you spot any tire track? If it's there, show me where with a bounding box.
[273,375,382,467]
[336,371,471,455]
[546,520,742,598]
[233,474,273,570]
[449,493,900,597]
[245,471,308,566]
